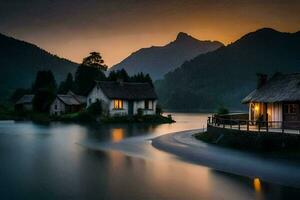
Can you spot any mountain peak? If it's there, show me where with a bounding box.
[176,32,194,41]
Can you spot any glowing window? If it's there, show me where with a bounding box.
[114,100,123,109]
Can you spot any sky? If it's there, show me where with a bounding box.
[0,0,300,67]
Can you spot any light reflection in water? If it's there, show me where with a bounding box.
[254,178,262,192]
[111,128,125,142]
[0,113,299,199]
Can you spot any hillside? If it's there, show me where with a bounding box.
[110,32,223,80]
[155,28,300,111]
[0,33,78,101]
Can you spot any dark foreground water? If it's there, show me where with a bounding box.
[0,113,299,200]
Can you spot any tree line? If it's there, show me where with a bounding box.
[11,52,153,113]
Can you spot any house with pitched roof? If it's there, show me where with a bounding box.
[15,94,35,112]
[50,91,86,116]
[87,81,157,116]
[242,73,300,129]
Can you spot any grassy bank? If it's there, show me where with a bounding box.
[55,112,175,124]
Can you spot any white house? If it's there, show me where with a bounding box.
[87,81,158,116]
[50,91,86,116]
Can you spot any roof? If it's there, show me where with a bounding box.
[242,73,300,103]
[57,95,82,106]
[91,81,157,100]
[67,90,87,104]
[15,95,34,104]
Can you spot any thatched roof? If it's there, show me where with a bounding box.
[67,91,86,104]
[57,95,82,106]
[15,95,34,104]
[92,81,157,100]
[242,73,300,103]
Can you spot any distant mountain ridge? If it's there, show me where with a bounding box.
[155,28,300,111]
[0,33,78,101]
[110,32,223,80]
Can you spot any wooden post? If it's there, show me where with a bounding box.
[238,120,240,130]
[247,120,249,131]
[258,122,261,133]
[282,121,284,133]
[266,121,268,133]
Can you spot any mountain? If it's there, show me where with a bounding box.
[110,32,223,80]
[155,28,300,111]
[0,33,78,101]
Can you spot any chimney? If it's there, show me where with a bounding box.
[256,73,268,89]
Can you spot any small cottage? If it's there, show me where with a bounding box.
[50,91,86,116]
[87,81,157,116]
[242,73,300,129]
[15,95,35,112]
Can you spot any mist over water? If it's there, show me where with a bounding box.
[0,113,299,199]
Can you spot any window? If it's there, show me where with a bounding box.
[284,104,297,114]
[89,98,92,104]
[145,100,153,110]
[54,104,57,110]
[114,100,123,109]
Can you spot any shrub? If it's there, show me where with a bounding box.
[217,105,229,115]
[87,100,102,116]
[156,104,163,115]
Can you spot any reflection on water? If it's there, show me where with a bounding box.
[0,113,299,199]
[254,178,262,192]
[111,128,125,142]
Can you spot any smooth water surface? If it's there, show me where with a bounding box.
[0,113,299,199]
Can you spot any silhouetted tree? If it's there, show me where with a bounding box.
[130,72,153,86]
[82,52,108,71]
[31,70,57,112]
[74,52,107,95]
[32,70,57,93]
[58,73,74,93]
[107,69,130,82]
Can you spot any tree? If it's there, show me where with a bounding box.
[82,52,108,71]
[32,70,57,93]
[74,52,107,95]
[31,70,57,112]
[130,72,153,86]
[58,73,74,94]
[107,69,130,82]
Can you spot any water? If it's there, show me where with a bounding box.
[0,113,299,199]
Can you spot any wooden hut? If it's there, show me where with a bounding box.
[242,73,300,129]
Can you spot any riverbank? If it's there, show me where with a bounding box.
[151,129,300,188]
[195,126,300,160]
[0,110,175,124]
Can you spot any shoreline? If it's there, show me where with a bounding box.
[151,129,300,188]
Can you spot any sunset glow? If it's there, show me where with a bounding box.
[1,0,300,66]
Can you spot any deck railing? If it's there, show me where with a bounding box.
[207,116,300,134]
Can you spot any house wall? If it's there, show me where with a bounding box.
[133,100,157,115]
[87,86,110,114]
[248,102,283,128]
[50,98,66,116]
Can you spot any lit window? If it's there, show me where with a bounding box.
[114,100,123,109]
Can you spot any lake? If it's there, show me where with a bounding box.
[0,113,299,199]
